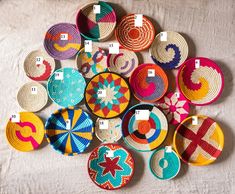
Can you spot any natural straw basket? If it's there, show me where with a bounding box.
[17,81,48,112]
[44,23,81,60]
[177,57,224,106]
[24,49,55,81]
[115,14,155,52]
[76,1,116,41]
[173,115,224,166]
[150,31,188,69]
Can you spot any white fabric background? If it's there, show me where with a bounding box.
[0,0,234,193]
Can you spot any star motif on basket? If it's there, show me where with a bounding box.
[99,156,123,177]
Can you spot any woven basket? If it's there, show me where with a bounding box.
[76,46,107,78]
[150,31,188,69]
[85,72,131,118]
[44,23,81,60]
[122,104,168,152]
[129,63,168,102]
[177,57,224,106]
[88,143,134,190]
[173,115,224,166]
[76,1,116,41]
[17,82,48,112]
[45,107,94,156]
[24,49,55,81]
[149,147,181,180]
[47,67,86,107]
[115,14,155,51]
[95,117,122,143]
[107,47,138,78]
[6,112,44,152]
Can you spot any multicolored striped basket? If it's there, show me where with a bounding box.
[107,47,138,78]
[45,107,94,156]
[129,63,168,103]
[150,31,188,69]
[173,115,224,166]
[88,143,134,190]
[95,117,122,143]
[177,57,224,106]
[6,112,44,152]
[24,49,55,81]
[122,104,168,152]
[76,1,116,41]
[149,147,181,180]
[157,92,190,125]
[115,14,155,51]
[76,46,107,78]
[17,82,48,112]
[47,67,86,107]
[85,72,131,118]
[44,23,81,60]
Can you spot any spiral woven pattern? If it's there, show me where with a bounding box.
[107,48,138,78]
[115,14,155,51]
[44,23,81,60]
[177,57,224,106]
[17,82,48,112]
[24,49,55,81]
[150,31,188,69]
[76,1,116,41]
[130,63,168,102]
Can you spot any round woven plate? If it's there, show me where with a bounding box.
[150,31,188,69]
[95,117,122,143]
[47,67,86,107]
[129,63,168,102]
[157,92,190,125]
[149,147,181,180]
[88,143,134,190]
[177,57,224,106]
[115,14,155,51]
[173,115,224,166]
[76,46,107,78]
[44,23,81,60]
[17,82,48,112]
[85,72,131,118]
[6,112,44,152]
[107,47,138,78]
[76,1,116,41]
[45,107,94,156]
[24,49,55,81]
[122,104,168,152]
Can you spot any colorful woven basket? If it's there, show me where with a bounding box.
[76,1,116,41]
[149,147,181,180]
[88,143,134,190]
[95,117,122,143]
[107,47,138,78]
[115,14,155,51]
[129,63,168,102]
[157,92,190,125]
[44,23,81,60]
[17,82,48,112]
[173,115,224,166]
[6,112,44,152]
[177,57,224,106]
[45,107,94,156]
[149,31,188,69]
[76,46,107,78]
[24,49,55,81]
[122,104,168,152]
[47,67,86,107]
[85,72,130,118]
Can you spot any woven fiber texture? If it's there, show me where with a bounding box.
[17,81,48,112]
[150,31,188,69]
[6,112,44,152]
